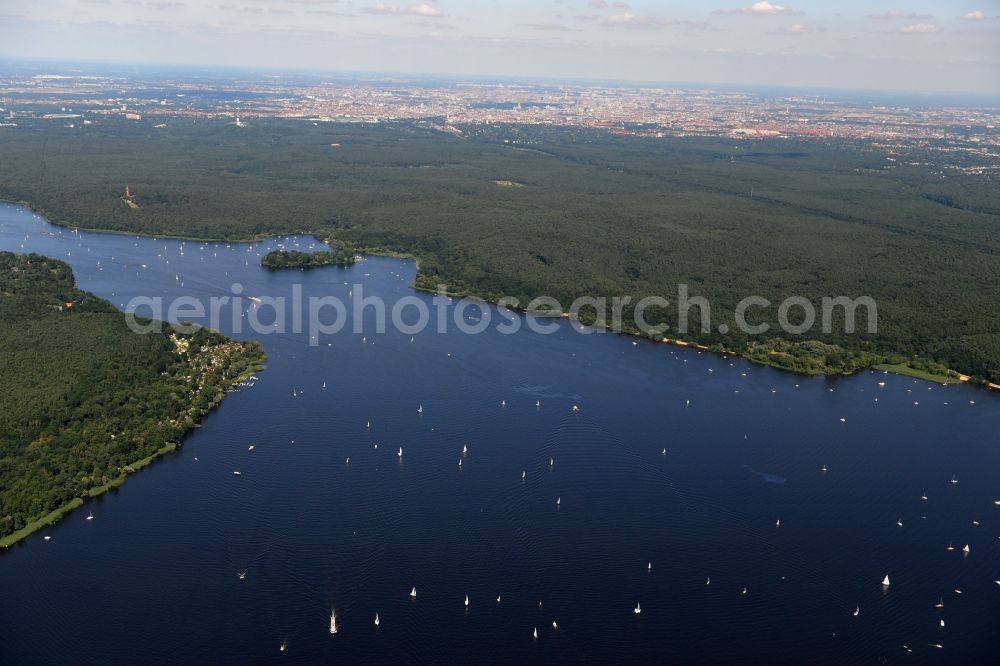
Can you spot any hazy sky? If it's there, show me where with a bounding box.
[0,1,997,93]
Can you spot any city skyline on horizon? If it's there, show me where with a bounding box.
[0,0,997,95]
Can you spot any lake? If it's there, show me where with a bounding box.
[1,203,998,663]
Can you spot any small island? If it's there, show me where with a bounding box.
[261,249,356,270]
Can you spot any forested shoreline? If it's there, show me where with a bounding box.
[0,118,997,384]
[0,252,265,547]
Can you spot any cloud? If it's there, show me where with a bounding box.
[601,13,666,29]
[899,23,939,33]
[780,22,810,34]
[714,2,799,16]
[960,10,986,21]
[363,3,444,17]
[600,13,709,30]
[146,1,184,8]
[587,0,607,7]
[866,10,931,20]
[517,23,581,32]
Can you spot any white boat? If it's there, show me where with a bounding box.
[239,570,247,580]
[496,595,501,603]
[522,471,526,479]
[962,544,970,554]
[633,602,641,615]
[410,587,417,598]
[233,470,242,476]
[556,497,561,506]
[882,575,890,587]
[464,595,469,607]
[329,611,338,635]
[248,445,255,451]
[950,475,958,484]
[374,612,380,627]
[896,518,903,527]
[853,606,860,617]
[86,512,93,521]
[398,447,403,458]
[280,640,286,652]
[417,405,423,414]
[462,444,468,455]
[647,562,652,571]
[533,627,538,639]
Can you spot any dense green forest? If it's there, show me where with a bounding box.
[261,248,356,269]
[0,252,265,545]
[0,118,997,382]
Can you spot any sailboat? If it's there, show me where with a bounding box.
[410,587,417,598]
[417,405,423,414]
[329,610,338,635]
[86,512,93,521]
[962,544,970,554]
[462,444,468,455]
[950,474,958,484]
[464,595,469,608]
[280,640,286,652]
[239,570,247,580]
[647,562,652,571]
[633,602,641,615]
[533,627,538,639]
[374,612,380,627]
[946,541,954,551]
[853,606,860,617]
[556,497,561,506]
[398,447,403,458]
[882,575,891,587]
[522,471,526,479]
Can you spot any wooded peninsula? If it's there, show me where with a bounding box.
[0,252,265,547]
